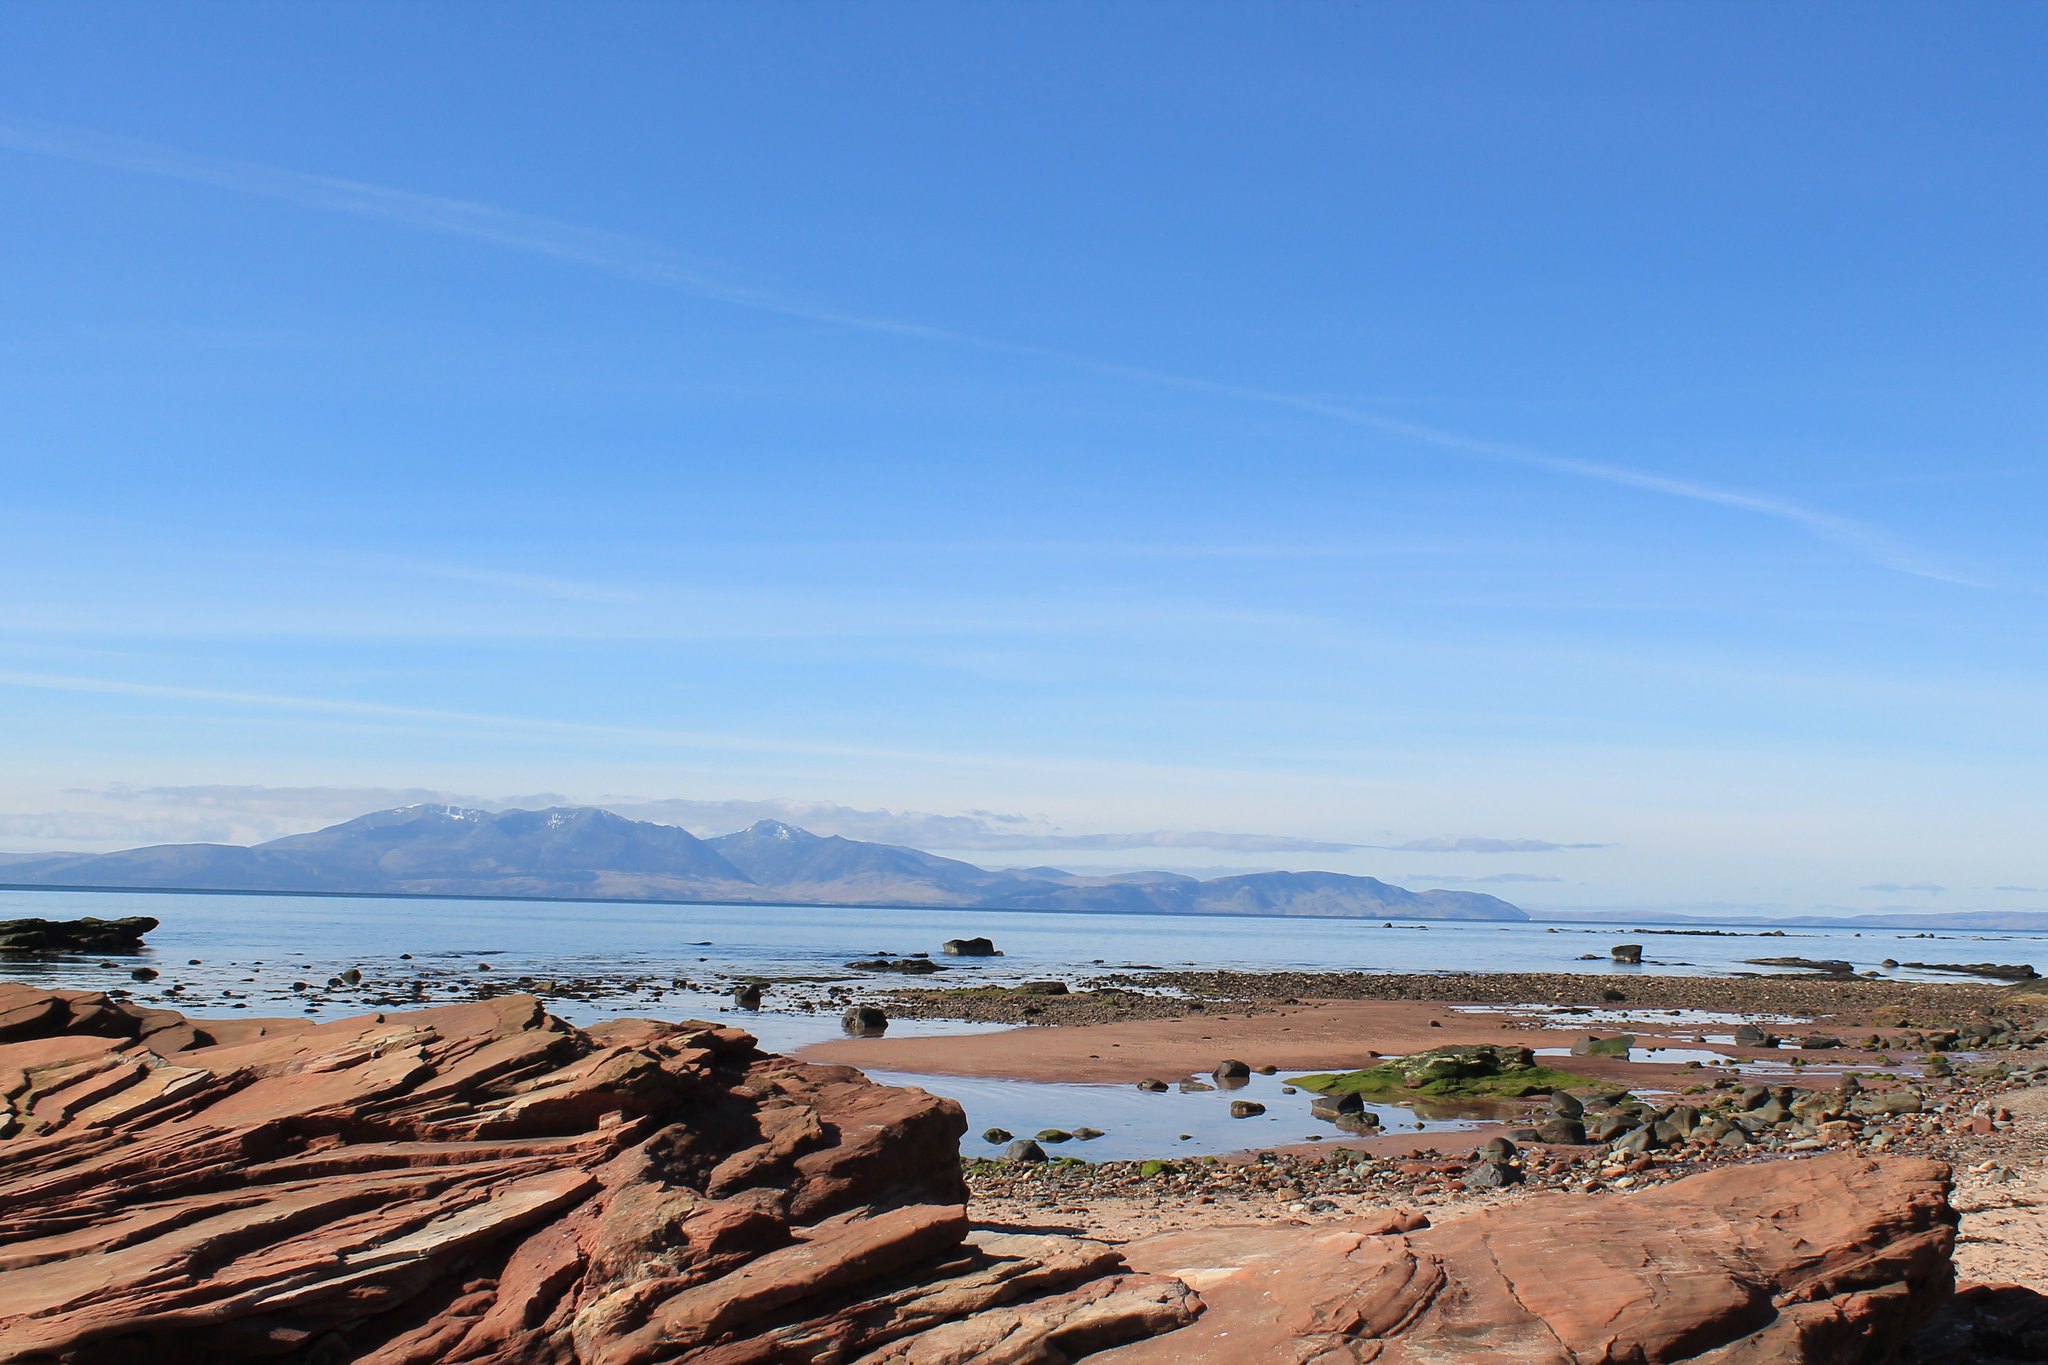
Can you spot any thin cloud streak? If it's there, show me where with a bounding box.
[0,117,1975,586]
[0,669,1337,786]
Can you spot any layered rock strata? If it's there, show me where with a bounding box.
[0,985,1192,1362]
[1103,1154,1956,1362]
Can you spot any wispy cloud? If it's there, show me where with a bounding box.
[0,669,1009,768]
[1375,836,1612,854]
[610,798,1364,853]
[0,117,1978,586]
[0,669,1342,788]
[1860,881,1947,894]
[0,119,779,307]
[368,557,648,604]
[19,785,1601,870]
[1413,871,1567,885]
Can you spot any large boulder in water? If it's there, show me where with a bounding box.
[942,936,1000,956]
[0,916,157,953]
[842,1003,889,1034]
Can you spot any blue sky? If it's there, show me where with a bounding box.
[2,3,2044,916]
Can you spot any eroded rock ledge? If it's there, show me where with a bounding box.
[0,984,1193,1363]
[0,985,1960,1362]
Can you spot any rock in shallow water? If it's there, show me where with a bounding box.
[0,916,158,953]
[841,1003,889,1034]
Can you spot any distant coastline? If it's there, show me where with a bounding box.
[5,878,2045,936]
[0,878,1510,924]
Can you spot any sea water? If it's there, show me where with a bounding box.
[5,887,2036,1159]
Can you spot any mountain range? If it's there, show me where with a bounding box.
[0,804,1528,921]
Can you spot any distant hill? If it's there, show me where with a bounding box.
[1544,908,2048,933]
[1,804,1529,922]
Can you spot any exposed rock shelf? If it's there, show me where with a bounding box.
[1101,1154,1956,1362]
[0,984,1193,1363]
[0,986,1968,1362]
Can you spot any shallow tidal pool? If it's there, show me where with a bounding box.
[863,1068,1486,1162]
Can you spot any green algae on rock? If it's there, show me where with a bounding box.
[1291,1043,1598,1101]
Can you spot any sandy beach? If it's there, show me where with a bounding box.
[805,994,1732,1085]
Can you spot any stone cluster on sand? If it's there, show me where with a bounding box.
[0,984,1979,1362]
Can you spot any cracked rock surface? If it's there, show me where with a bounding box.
[0,984,1192,1363]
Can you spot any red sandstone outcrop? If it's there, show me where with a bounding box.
[0,984,1960,1363]
[0,985,1192,1363]
[1100,1153,1955,1363]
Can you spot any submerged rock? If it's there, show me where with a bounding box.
[1745,955,1856,975]
[846,957,943,974]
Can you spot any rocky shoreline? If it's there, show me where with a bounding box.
[2,982,2024,1361]
[872,968,2008,1027]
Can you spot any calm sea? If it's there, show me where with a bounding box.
[8,886,2039,1159]
[3,886,2040,1041]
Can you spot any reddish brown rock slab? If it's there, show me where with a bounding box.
[1099,1154,1955,1364]
[0,989,1180,1364]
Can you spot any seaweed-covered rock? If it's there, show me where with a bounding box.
[1293,1044,1586,1103]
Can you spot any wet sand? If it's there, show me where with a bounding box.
[802,996,1743,1090]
